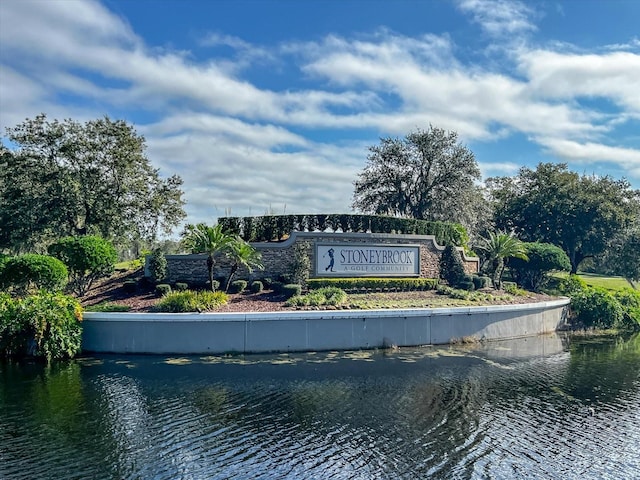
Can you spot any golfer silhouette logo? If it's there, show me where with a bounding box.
[323,248,335,272]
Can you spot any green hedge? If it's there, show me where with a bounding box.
[0,292,83,360]
[218,214,468,247]
[307,277,438,292]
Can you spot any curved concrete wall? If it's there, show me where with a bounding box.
[82,298,570,355]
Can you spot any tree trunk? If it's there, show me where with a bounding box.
[207,254,215,291]
[225,264,238,293]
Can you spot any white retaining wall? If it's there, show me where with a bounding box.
[82,298,570,354]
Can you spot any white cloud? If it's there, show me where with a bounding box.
[456,0,536,37]
[1,0,639,229]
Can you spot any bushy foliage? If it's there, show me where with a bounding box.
[439,245,467,288]
[558,275,637,330]
[155,290,228,312]
[155,284,172,296]
[510,242,571,291]
[1,254,68,294]
[174,282,189,291]
[48,235,117,296]
[281,284,302,298]
[0,292,83,360]
[250,280,264,293]
[614,289,640,328]
[148,248,168,284]
[307,277,438,292]
[291,242,311,285]
[286,287,348,308]
[229,280,248,294]
[471,275,492,290]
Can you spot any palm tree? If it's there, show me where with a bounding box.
[475,230,528,289]
[182,223,235,291]
[224,238,264,292]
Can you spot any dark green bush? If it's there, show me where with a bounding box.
[439,245,467,288]
[0,292,83,360]
[1,254,68,294]
[509,242,571,291]
[48,235,117,296]
[175,282,189,291]
[148,248,168,284]
[282,284,302,298]
[614,289,640,329]
[123,279,137,293]
[471,275,491,290]
[156,290,228,312]
[156,284,172,296]
[457,276,475,291]
[250,280,264,293]
[229,280,248,294]
[261,277,273,289]
[571,287,625,329]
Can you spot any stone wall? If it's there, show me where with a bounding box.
[162,232,479,286]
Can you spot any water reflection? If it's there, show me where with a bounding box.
[1,333,639,479]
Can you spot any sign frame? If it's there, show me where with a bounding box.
[315,243,420,277]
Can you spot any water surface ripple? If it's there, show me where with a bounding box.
[1,333,639,479]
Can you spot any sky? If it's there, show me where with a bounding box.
[1,0,639,230]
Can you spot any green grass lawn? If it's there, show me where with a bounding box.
[554,272,637,291]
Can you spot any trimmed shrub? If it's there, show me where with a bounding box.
[174,282,189,291]
[155,284,172,296]
[509,242,571,291]
[156,290,228,312]
[558,275,588,296]
[0,292,83,360]
[48,235,117,296]
[291,242,310,285]
[439,245,467,289]
[250,280,264,293]
[148,248,168,284]
[123,279,137,293]
[1,254,68,294]
[457,276,475,291]
[229,280,248,294]
[471,275,492,290]
[261,277,273,289]
[307,277,438,292]
[282,284,302,299]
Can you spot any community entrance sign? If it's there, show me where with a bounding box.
[316,243,420,277]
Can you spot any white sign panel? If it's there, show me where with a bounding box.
[316,244,420,277]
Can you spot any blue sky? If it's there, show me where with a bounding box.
[1,0,639,229]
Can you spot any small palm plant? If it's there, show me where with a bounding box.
[475,230,528,289]
[182,223,235,291]
[224,238,264,293]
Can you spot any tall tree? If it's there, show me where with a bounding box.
[488,163,640,274]
[0,114,186,252]
[596,228,640,288]
[352,126,481,223]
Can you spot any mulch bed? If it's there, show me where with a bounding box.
[82,270,557,314]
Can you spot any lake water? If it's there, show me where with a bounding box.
[1,333,639,479]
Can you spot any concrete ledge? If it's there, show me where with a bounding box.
[82,298,570,354]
